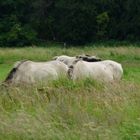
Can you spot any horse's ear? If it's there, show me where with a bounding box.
[53,56,58,60]
[85,54,90,57]
[73,58,80,65]
[76,55,80,58]
[69,65,74,69]
[76,55,85,59]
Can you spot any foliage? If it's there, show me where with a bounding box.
[0,0,36,46]
[0,0,140,45]
[96,12,109,39]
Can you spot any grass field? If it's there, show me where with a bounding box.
[0,45,140,140]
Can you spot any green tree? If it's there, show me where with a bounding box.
[96,12,109,39]
[0,0,140,46]
[51,0,97,44]
[0,0,36,46]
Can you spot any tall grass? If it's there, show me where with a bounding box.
[0,46,140,140]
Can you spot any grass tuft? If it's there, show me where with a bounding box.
[0,46,140,139]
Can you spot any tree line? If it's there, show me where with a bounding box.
[0,0,140,46]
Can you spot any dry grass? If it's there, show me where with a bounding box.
[0,46,140,140]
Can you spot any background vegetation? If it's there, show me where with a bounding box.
[0,0,140,139]
[1,0,140,46]
[0,46,140,140]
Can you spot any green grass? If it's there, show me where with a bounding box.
[0,45,140,140]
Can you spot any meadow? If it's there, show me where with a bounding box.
[0,44,140,140]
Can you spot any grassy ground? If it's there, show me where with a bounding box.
[0,45,140,140]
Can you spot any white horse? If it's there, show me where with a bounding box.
[68,59,123,82]
[53,54,101,66]
[5,60,68,84]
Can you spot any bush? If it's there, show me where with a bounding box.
[0,16,37,46]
